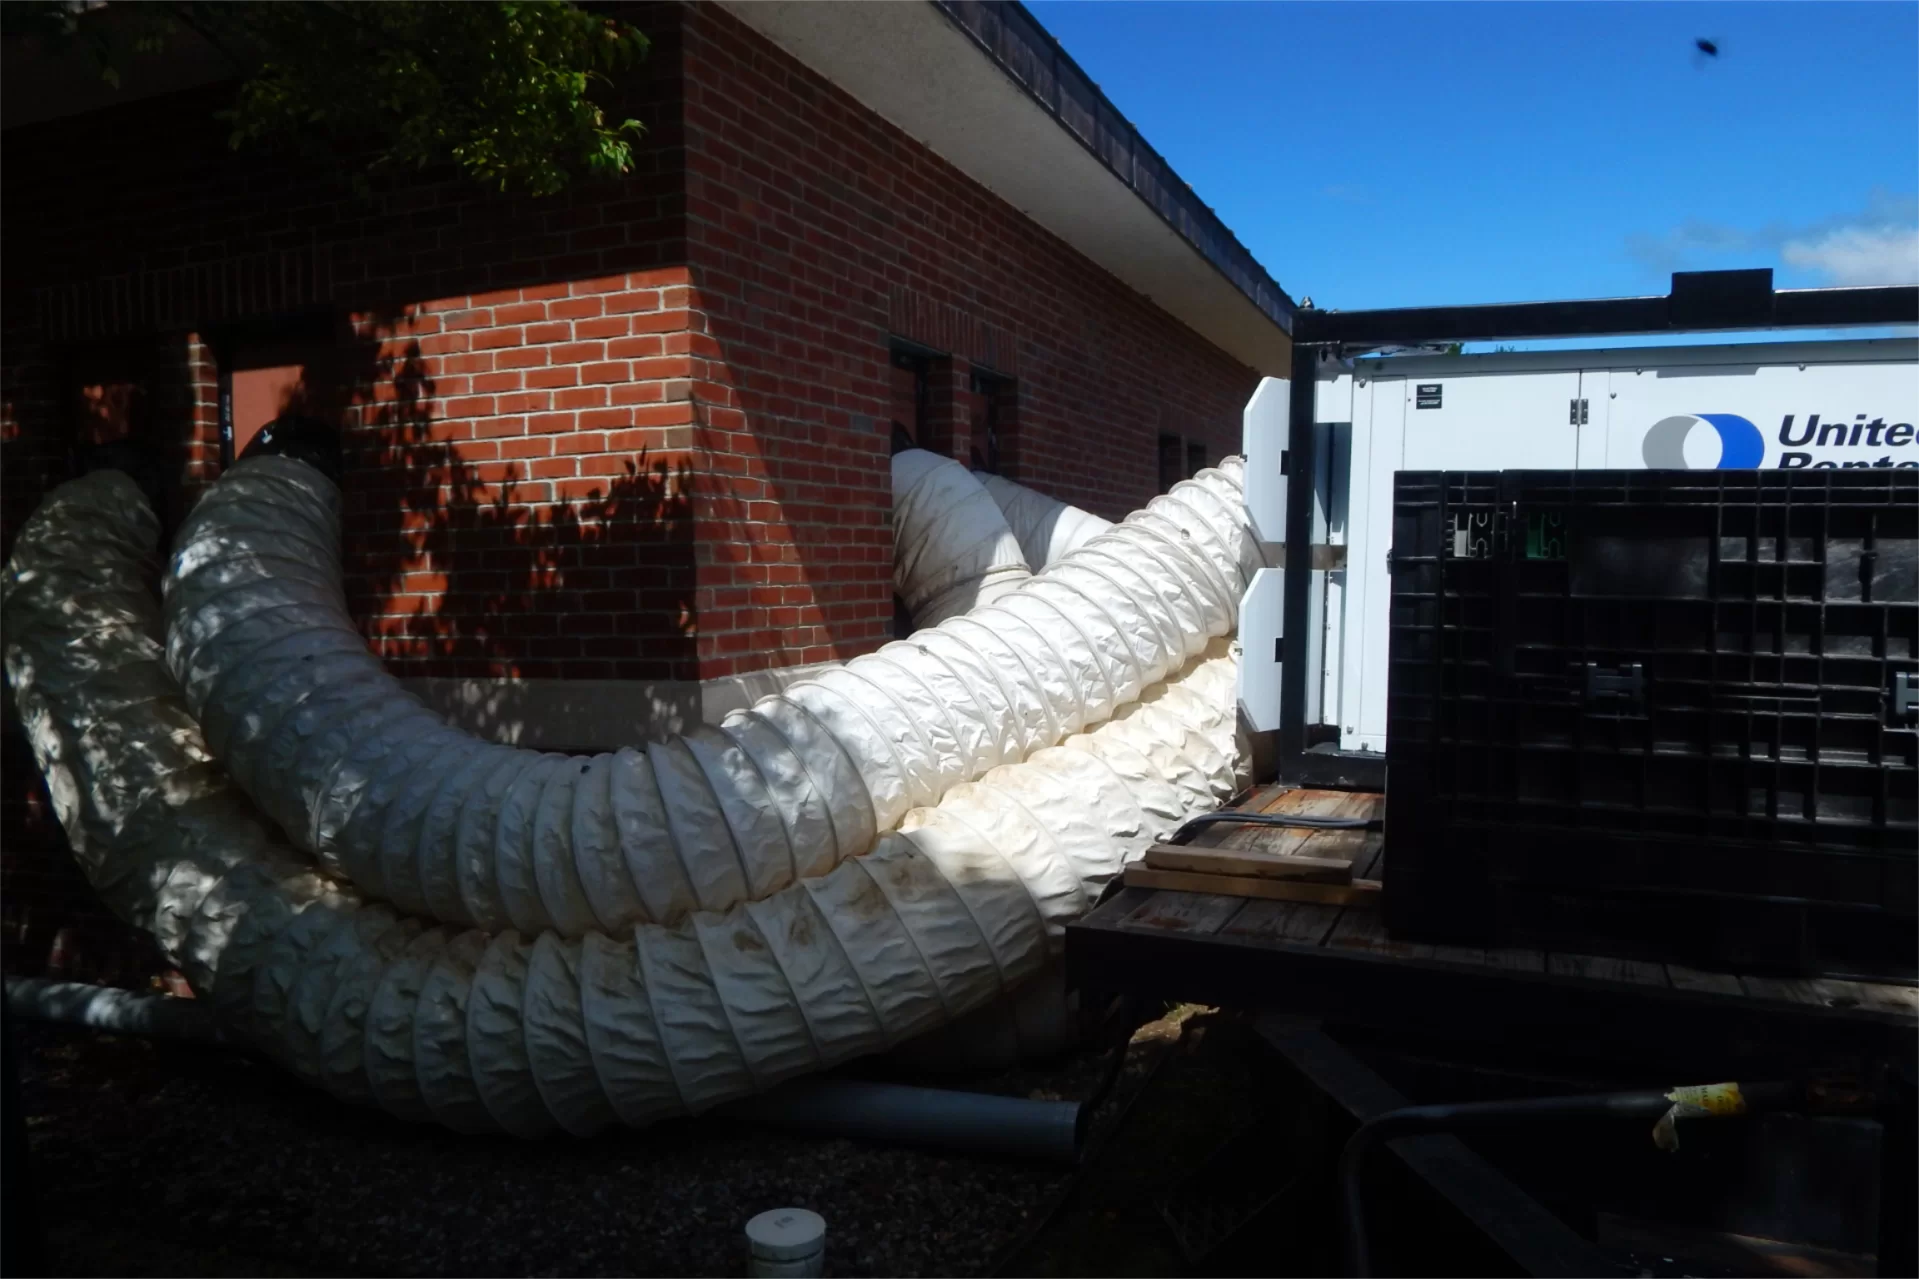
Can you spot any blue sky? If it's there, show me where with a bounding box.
[1027,1,1919,347]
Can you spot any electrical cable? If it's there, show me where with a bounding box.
[1338,1082,1802,1277]
[1168,810,1381,845]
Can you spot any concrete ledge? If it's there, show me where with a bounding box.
[402,663,836,751]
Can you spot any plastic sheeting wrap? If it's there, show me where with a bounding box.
[3,471,1245,1134]
[162,453,1261,938]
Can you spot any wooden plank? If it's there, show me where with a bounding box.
[1547,953,1671,987]
[1118,888,1246,936]
[1325,905,1435,961]
[1183,785,1302,849]
[1479,946,1547,973]
[1220,899,1345,946]
[1193,789,1377,859]
[1287,791,1382,866]
[1255,784,1300,813]
[1419,943,1546,973]
[1353,830,1387,881]
[1087,886,1159,921]
[1853,982,1919,1016]
[1142,842,1354,882]
[1665,965,1745,997]
[1066,913,1918,1079]
[1594,1212,1874,1279]
[1737,975,1900,1012]
[1123,866,1382,907]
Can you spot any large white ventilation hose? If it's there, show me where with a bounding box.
[162,454,1261,940]
[891,450,1031,628]
[973,471,1114,570]
[4,471,1241,1134]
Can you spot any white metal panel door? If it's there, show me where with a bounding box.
[1341,370,1584,753]
[1338,375,1400,753]
[1399,369,1584,470]
[1576,368,1609,467]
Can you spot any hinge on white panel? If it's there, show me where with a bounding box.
[1569,398,1590,426]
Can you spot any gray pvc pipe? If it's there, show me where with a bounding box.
[5,979,1083,1162]
[722,1077,1084,1163]
[4,978,220,1042]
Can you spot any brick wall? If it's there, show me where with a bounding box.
[2,6,697,680]
[0,1,1272,978]
[1,11,697,979]
[672,3,1261,669]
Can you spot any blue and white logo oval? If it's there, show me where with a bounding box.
[1641,413,1766,468]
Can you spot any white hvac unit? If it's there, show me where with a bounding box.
[1258,336,1919,755]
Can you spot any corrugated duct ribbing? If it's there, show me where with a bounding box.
[159,454,1259,937]
[4,468,1249,1133]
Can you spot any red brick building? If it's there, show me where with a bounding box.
[1,1,1294,978]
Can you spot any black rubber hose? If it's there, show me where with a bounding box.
[1339,1090,1682,1277]
[1169,810,1382,845]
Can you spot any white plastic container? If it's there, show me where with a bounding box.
[745,1208,826,1278]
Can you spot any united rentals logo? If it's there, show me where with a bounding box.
[1774,414,1918,468]
[1643,412,1918,468]
[1641,413,1766,468]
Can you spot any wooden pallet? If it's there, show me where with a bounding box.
[1125,785,1383,906]
[1073,789,1919,1077]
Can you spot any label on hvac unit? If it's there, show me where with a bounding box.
[1415,383,1443,409]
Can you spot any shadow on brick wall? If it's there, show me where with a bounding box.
[330,320,699,689]
[0,316,703,985]
[291,313,706,748]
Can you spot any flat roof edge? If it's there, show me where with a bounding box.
[931,1,1295,336]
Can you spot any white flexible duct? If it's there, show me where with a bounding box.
[161,454,1261,939]
[891,450,1031,628]
[910,471,1121,1067]
[4,471,1243,1134]
[972,471,1114,569]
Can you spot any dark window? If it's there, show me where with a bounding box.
[889,345,930,452]
[213,312,344,467]
[1186,440,1207,479]
[1158,433,1183,493]
[62,338,174,530]
[970,369,1012,474]
[889,342,935,637]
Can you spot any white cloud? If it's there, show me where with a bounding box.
[1780,226,1919,286]
[1627,190,1919,284]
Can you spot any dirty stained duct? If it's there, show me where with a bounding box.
[3,452,1260,1134]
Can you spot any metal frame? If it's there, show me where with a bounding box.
[1275,268,1919,787]
[1256,1015,1619,1278]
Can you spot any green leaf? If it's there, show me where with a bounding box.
[158,0,648,195]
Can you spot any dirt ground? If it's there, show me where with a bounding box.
[7,1003,1333,1278]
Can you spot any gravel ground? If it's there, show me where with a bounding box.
[9,1008,1196,1278]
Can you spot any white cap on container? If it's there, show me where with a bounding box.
[745,1208,826,1262]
